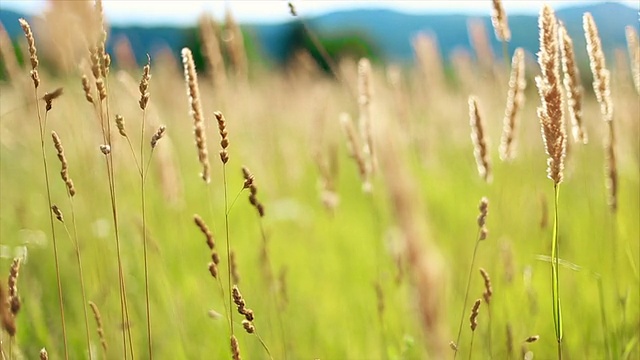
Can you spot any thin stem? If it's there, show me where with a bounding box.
[227,187,244,215]
[254,329,274,360]
[454,230,482,359]
[223,164,234,336]
[597,276,611,360]
[486,306,492,358]
[551,183,563,360]
[257,217,287,360]
[65,197,93,360]
[468,331,476,360]
[37,103,69,359]
[141,109,153,359]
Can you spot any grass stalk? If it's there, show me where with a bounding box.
[223,164,234,336]
[38,98,69,360]
[454,229,481,359]
[597,275,611,359]
[64,200,92,359]
[551,183,563,359]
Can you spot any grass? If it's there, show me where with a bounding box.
[0,4,639,360]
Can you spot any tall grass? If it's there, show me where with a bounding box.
[0,2,638,359]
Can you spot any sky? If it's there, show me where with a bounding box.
[1,0,639,26]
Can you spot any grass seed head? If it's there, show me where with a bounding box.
[536,4,566,185]
[500,48,526,161]
[469,298,481,331]
[231,335,241,360]
[115,115,127,137]
[181,47,210,183]
[51,204,64,223]
[150,125,166,149]
[469,96,492,183]
[491,0,511,42]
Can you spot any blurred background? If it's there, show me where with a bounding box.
[1,0,638,76]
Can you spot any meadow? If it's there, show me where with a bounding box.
[0,1,638,359]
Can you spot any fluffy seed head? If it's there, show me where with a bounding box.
[231,335,241,360]
[469,96,491,183]
[51,131,76,197]
[115,115,127,137]
[491,0,511,42]
[181,47,210,183]
[477,197,489,240]
[139,55,151,110]
[89,301,107,353]
[499,48,526,161]
[584,13,614,123]
[19,18,39,87]
[40,348,48,360]
[81,75,94,104]
[536,5,566,185]
[150,125,166,149]
[479,268,493,304]
[626,26,640,94]
[559,23,587,144]
[8,258,21,315]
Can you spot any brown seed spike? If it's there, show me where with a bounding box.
[51,131,76,197]
[82,75,94,104]
[525,335,540,343]
[139,55,151,110]
[182,47,210,183]
[242,319,255,334]
[214,111,229,164]
[115,115,127,137]
[150,125,166,149]
[0,283,15,336]
[18,18,39,88]
[626,26,640,94]
[536,5,566,185]
[584,13,617,212]
[40,348,48,360]
[499,48,526,161]
[479,268,493,305]
[194,214,214,250]
[51,205,64,223]
[469,298,481,331]
[559,24,586,144]
[491,0,511,42]
[477,197,489,240]
[231,335,242,360]
[8,258,21,315]
[89,301,108,353]
[469,96,492,183]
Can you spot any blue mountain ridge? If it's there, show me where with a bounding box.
[1,2,637,65]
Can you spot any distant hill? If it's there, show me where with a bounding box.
[1,2,637,66]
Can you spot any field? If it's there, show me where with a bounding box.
[0,2,639,359]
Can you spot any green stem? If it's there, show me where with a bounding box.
[551,183,563,360]
[597,276,611,359]
[454,231,481,359]
[223,164,234,336]
[38,105,69,359]
[65,199,93,360]
[141,109,153,359]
